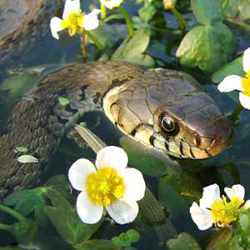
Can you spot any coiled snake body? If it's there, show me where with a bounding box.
[0,62,232,198]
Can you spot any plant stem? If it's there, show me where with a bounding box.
[171,7,186,33]
[100,3,107,19]
[0,223,12,232]
[0,204,25,222]
[229,104,244,123]
[119,6,134,37]
[80,33,88,62]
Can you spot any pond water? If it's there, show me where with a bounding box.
[1,1,250,250]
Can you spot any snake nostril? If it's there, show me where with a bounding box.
[193,134,201,147]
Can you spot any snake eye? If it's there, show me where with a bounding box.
[160,114,179,135]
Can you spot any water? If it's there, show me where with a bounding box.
[1,1,250,250]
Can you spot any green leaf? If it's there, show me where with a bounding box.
[112,29,155,67]
[167,233,202,250]
[112,229,140,247]
[75,240,120,250]
[17,154,39,163]
[120,136,169,177]
[176,23,235,72]
[4,188,47,216]
[212,56,244,83]
[14,146,28,153]
[191,0,223,25]
[44,189,102,246]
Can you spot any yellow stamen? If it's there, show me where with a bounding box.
[86,167,125,207]
[242,70,250,96]
[61,11,85,36]
[210,196,244,227]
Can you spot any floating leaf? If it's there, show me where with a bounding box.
[167,233,202,250]
[17,155,39,163]
[212,56,244,83]
[191,0,222,25]
[112,29,155,67]
[44,189,102,246]
[176,23,235,72]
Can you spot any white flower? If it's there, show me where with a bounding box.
[190,184,250,231]
[68,146,146,224]
[100,0,124,9]
[50,0,100,40]
[218,47,250,110]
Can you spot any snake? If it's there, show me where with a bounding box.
[0,61,233,198]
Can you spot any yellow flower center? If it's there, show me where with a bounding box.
[210,196,244,227]
[242,70,250,96]
[61,11,85,36]
[86,167,125,207]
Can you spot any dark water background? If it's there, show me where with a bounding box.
[1,1,250,249]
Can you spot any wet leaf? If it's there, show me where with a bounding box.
[167,233,202,250]
[112,29,155,67]
[75,240,120,250]
[191,0,222,25]
[17,154,39,164]
[44,189,102,246]
[176,23,235,72]
[212,56,244,83]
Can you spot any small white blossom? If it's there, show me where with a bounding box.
[218,47,250,110]
[190,184,250,231]
[100,0,124,9]
[68,146,146,224]
[50,0,100,40]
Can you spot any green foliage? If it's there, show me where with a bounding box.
[167,233,202,250]
[44,188,102,246]
[112,229,140,247]
[177,23,234,72]
[191,0,222,25]
[212,55,244,83]
[58,96,70,107]
[112,29,155,67]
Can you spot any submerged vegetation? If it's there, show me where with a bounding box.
[0,0,250,249]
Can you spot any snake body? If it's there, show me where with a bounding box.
[0,62,232,198]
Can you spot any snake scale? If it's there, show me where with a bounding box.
[0,62,232,198]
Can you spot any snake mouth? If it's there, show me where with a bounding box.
[190,119,233,159]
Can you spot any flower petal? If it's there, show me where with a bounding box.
[199,184,220,209]
[96,146,128,171]
[68,159,96,191]
[243,47,250,73]
[82,9,100,31]
[239,92,250,110]
[63,0,81,19]
[100,0,123,9]
[106,199,138,224]
[217,75,243,93]
[76,192,103,224]
[224,184,245,201]
[121,168,146,201]
[190,202,213,231]
[50,17,64,40]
